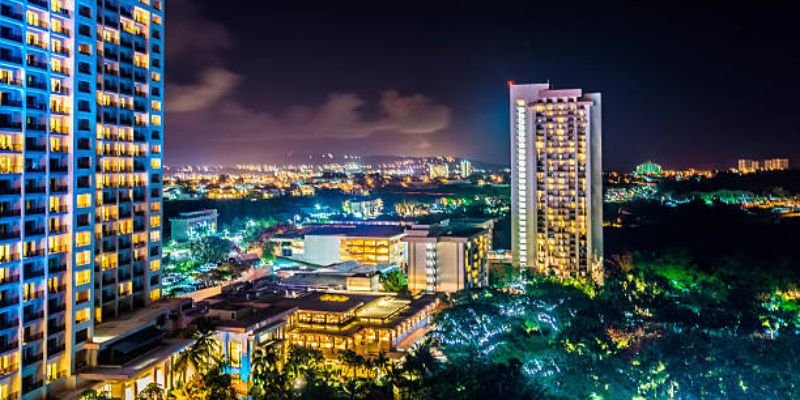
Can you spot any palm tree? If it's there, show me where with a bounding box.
[135,383,165,400]
[173,329,220,383]
[250,346,291,400]
[79,390,119,400]
[337,349,365,378]
[371,352,390,379]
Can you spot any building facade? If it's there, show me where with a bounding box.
[510,83,602,281]
[341,198,383,220]
[738,158,789,174]
[271,224,407,267]
[458,159,472,178]
[169,209,217,242]
[403,219,492,293]
[1,0,165,397]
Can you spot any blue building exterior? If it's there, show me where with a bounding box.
[1,0,164,397]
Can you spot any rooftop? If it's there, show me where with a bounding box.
[275,224,405,239]
[90,298,190,348]
[79,339,193,381]
[213,304,296,331]
[171,209,218,220]
[276,291,387,314]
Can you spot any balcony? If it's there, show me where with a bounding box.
[48,263,67,274]
[0,75,22,86]
[48,322,66,334]
[0,119,22,130]
[0,318,18,330]
[24,331,44,342]
[0,98,22,108]
[0,53,22,64]
[0,341,18,354]
[23,310,44,322]
[22,378,44,394]
[0,8,23,21]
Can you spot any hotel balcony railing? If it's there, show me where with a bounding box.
[48,284,66,294]
[22,378,44,393]
[0,297,19,308]
[26,39,48,50]
[49,346,66,357]
[0,142,22,151]
[0,121,22,130]
[0,53,22,66]
[51,65,70,75]
[48,323,66,334]
[0,253,19,263]
[0,342,19,356]
[26,80,46,90]
[0,8,23,21]
[24,331,44,342]
[26,122,47,132]
[48,263,67,274]
[23,310,44,322]
[26,58,48,69]
[0,318,18,330]
[0,207,21,217]
[0,76,22,86]
[26,101,47,111]
[48,244,68,254]
[0,95,22,107]
[25,140,47,151]
[51,85,70,95]
[50,106,71,115]
[24,268,45,279]
[0,30,22,42]
[52,25,70,36]
[0,232,20,241]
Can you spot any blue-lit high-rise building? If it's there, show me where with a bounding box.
[1,0,173,398]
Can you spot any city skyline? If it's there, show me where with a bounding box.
[166,0,800,170]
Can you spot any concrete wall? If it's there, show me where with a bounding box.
[302,235,342,266]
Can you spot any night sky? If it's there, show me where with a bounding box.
[166,0,800,170]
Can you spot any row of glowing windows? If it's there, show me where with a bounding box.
[25,10,68,32]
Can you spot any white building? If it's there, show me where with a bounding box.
[510,83,603,281]
[403,219,493,293]
[459,159,473,178]
[169,209,219,242]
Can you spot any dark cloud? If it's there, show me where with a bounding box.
[165,0,452,164]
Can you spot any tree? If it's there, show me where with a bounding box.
[173,329,220,383]
[135,384,165,400]
[380,269,408,293]
[190,236,233,266]
[202,363,237,400]
[489,262,517,288]
[79,390,119,400]
[250,346,291,400]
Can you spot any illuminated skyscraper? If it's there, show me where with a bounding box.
[1,0,166,397]
[510,83,602,281]
[459,159,472,178]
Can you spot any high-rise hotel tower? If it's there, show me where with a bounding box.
[510,83,603,281]
[1,0,165,397]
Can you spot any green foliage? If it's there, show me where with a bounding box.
[380,269,408,293]
[190,236,234,266]
[429,250,800,399]
[135,383,165,400]
[489,262,517,288]
[79,390,119,400]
